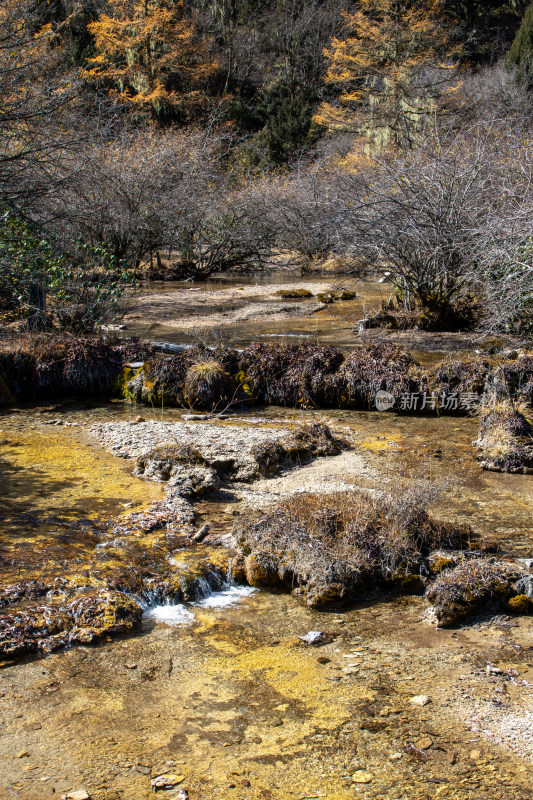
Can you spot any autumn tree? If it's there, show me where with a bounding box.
[315,0,459,151]
[85,0,218,121]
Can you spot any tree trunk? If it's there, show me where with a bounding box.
[28,283,47,331]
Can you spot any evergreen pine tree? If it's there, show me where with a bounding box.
[508,1,533,91]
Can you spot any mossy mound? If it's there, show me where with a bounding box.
[275,288,314,298]
[476,402,533,473]
[0,590,143,658]
[426,560,512,627]
[429,356,491,406]
[0,370,14,405]
[251,422,347,477]
[0,335,150,400]
[499,356,533,405]
[507,594,531,614]
[234,488,469,608]
[329,343,416,409]
[141,345,240,407]
[183,360,238,411]
[238,343,344,407]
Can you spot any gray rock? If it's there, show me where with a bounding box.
[192,523,210,543]
[298,631,325,645]
[168,465,220,497]
[515,575,533,598]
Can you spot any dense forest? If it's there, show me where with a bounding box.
[1,0,533,334]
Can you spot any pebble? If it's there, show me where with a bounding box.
[409,695,431,707]
[299,631,325,645]
[151,774,185,789]
[16,750,30,758]
[125,662,137,669]
[63,792,90,800]
[351,770,374,784]
[414,737,433,750]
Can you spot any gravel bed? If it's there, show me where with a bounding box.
[89,419,289,461]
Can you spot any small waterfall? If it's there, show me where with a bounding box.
[192,584,257,609]
[138,565,257,626]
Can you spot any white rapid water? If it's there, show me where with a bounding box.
[143,584,257,626]
[192,584,257,609]
[144,603,196,626]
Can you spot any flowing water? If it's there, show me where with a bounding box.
[1,277,533,800]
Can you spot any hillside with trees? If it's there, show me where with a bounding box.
[1,0,532,333]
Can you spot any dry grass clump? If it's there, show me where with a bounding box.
[145,344,240,407]
[0,348,37,400]
[234,482,469,608]
[236,341,417,411]
[476,401,533,473]
[0,335,125,399]
[426,560,510,627]
[113,338,154,363]
[60,338,119,394]
[251,421,347,476]
[183,360,238,410]
[0,590,143,658]
[145,351,194,404]
[499,356,533,405]
[429,356,491,402]
[329,343,416,409]
[238,343,344,407]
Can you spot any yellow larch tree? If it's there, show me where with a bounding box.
[85,0,218,121]
[315,0,460,153]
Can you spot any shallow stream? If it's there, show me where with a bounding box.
[1,276,533,799]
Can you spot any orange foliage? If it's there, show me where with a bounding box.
[315,0,460,151]
[85,0,218,120]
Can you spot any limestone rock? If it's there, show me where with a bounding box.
[351,770,374,784]
[409,695,431,707]
[151,774,185,789]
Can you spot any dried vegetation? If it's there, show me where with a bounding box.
[251,422,347,476]
[233,484,470,608]
[476,401,533,473]
[426,560,514,627]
